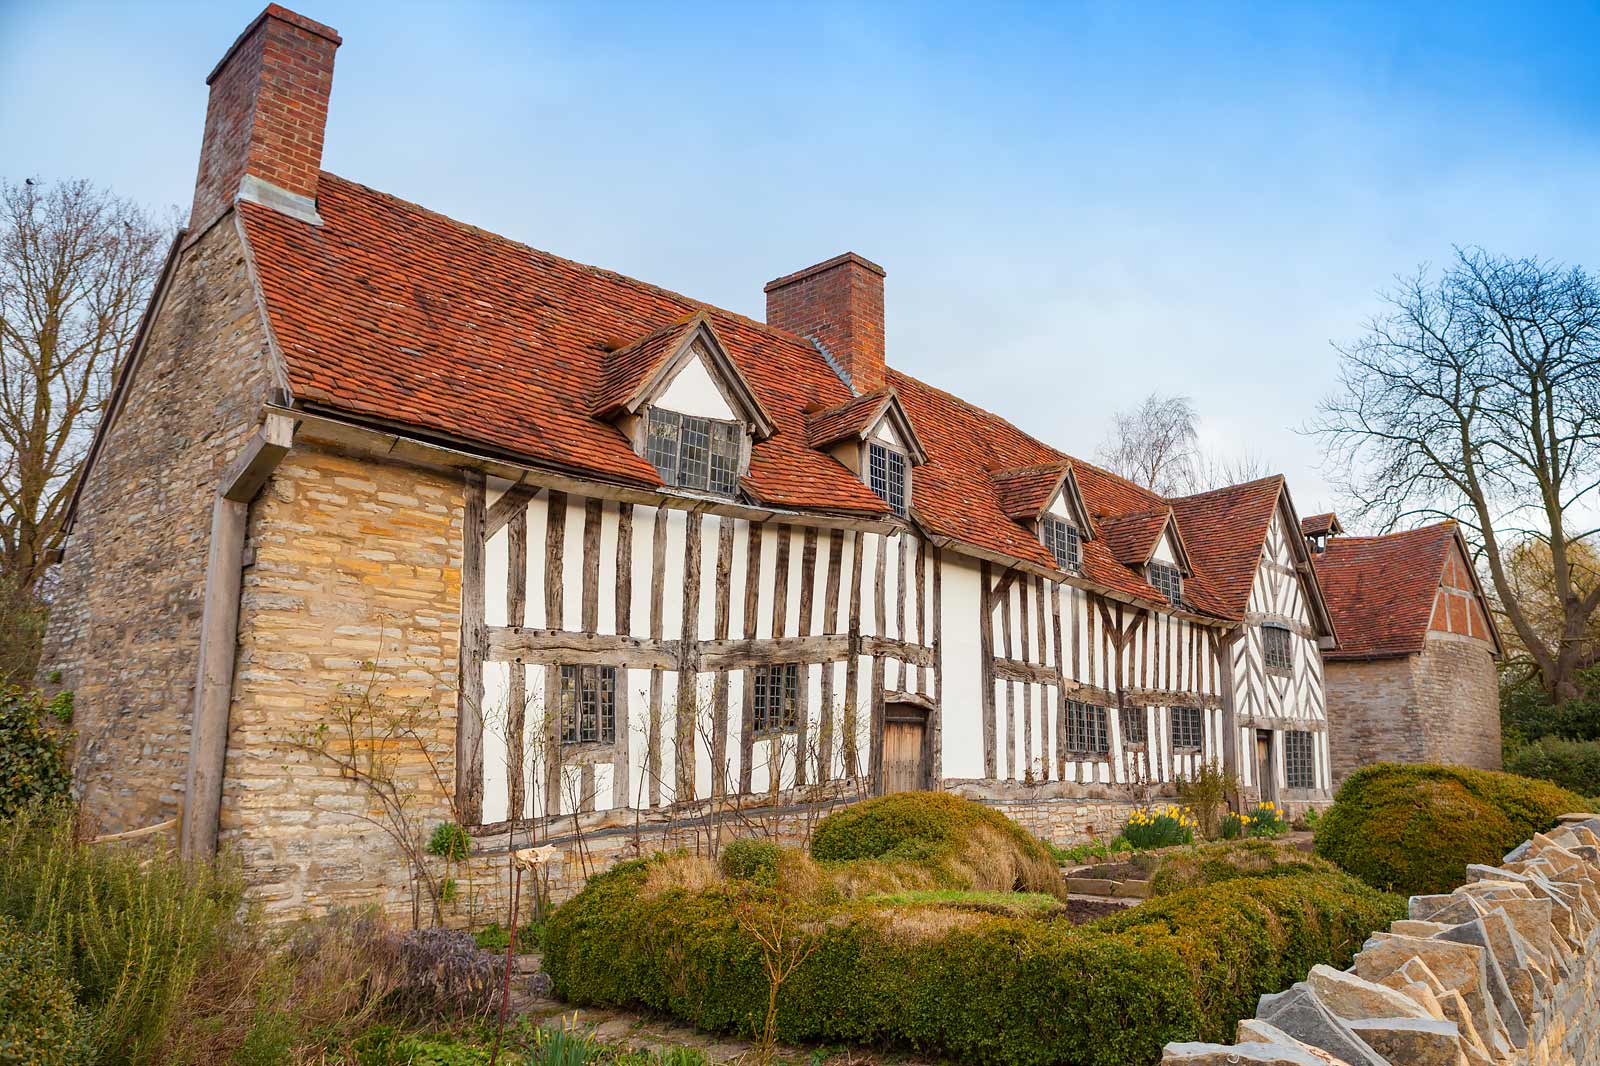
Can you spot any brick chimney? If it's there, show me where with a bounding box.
[765,253,886,393]
[189,5,341,232]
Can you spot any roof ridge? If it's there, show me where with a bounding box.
[1326,522,1456,545]
[1171,474,1286,502]
[317,171,822,356]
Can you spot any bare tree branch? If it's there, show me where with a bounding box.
[1310,247,1600,701]
[0,176,170,599]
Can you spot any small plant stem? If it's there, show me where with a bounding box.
[490,865,522,1066]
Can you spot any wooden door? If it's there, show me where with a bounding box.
[883,707,928,794]
[1255,730,1275,802]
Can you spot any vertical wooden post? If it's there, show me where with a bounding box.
[505,507,527,820]
[454,470,487,826]
[979,561,996,779]
[182,416,293,859]
[542,491,567,816]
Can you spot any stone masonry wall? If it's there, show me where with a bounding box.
[41,219,275,835]
[1327,656,1425,784]
[1326,633,1499,785]
[1414,634,1501,771]
[221,443,465,923]
[1163,813,1600,1066]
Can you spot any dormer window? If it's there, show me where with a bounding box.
[1041,516,1081,572]
[868,441,908,517]
[645,407,740,496]
[1148,562,1183,606]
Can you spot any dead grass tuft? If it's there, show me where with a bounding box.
[641,854,723,897]
[872,905,985,945]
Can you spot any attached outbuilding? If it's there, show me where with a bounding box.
[1310,520,1504,781]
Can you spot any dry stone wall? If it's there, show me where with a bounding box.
[1163,813,1600,1066]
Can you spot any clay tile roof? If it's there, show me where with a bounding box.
[1168,477,1287,618]
[989,462,1070,521]
[234,171,1310,621]
[1301,512,1342,537]
[1097,510,1171,567]
[589,313,701,417]
[238,174,888,516]
[805,388,893,449]
[1312,523,1455,659]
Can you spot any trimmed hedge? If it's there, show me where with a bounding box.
[809,791,1062,894]
[1314,763,1587,895]
[544,856,1402,1066]
[1505,738,1600,799]
[1149,839,1337,896]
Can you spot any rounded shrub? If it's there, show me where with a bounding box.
[0,915,92,1066]
[810,792,1062,894]
[1313,763,1587,895]
[543,854,1402,1066]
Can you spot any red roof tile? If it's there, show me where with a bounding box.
[1301,512,1342,537]
[989,462,1070,521]
[1312,523,1455,659]
[1097,510,1172,567]
[240,175,887,516]
[1168,478,1287,618]
[238,172,1303,622]
[805,388,893,449]
[589,314,699,417]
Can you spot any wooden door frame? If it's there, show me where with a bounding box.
[1255,728,1278,804]
[883,697,933,793]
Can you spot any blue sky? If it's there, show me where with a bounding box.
[5,1,1599,522]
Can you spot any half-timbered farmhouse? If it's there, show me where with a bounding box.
[45,5,1349,914]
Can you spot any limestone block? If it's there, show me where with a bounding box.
[1305,964,1433,1022]
[1433,918,1528,1048]
[1410,894,1484,925]
[1354,935,1510,1059]
[1374,973,1446,1019]
[1345,1017,1467,1066]
[1393,920,1453,937]
[1235,1021,1358,1066]
[1256,984,1389,1066]
[1162,1041,1346,1066]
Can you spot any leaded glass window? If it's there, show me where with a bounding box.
[1263,623,1293,673]
[559,664,617,745]
[753,663,800,734]
[1066,700,1110,755]
[868,442,908,517]
[1121,705,1147,746]
[1041,516,1081,572]
[1148,562,1183,606]
[1285,730,1315,789]
[645,407,741,495]
[1169,706,1204,751]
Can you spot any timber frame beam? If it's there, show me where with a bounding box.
[180,412,295,859]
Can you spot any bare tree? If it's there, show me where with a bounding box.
[1097,392,1200,496]
[1313,247,1600,702]
[1193,449,1270,493]
[0,177,168,599]
[1098,392,1269,496]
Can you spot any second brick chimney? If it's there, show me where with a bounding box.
[765,253,887,393]
[189,4,341,233]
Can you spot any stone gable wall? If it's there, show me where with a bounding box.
[1162,813,1600,1066]
[41,218,275,835]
